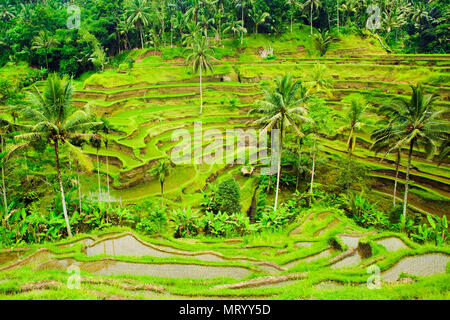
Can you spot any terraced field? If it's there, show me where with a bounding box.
[1,209,448,300]
[45,34,449,217]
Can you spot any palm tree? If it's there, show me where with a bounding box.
[339,0,357,26]
[185,37,215,114]
[32,30,59,70]
[306,63,334,97]
[303,0,322,35]
[125,0,152,49]
[286,0,299,33]
[249,74,311,211]
[339,94,368,158]
[313,30,334,56]
[9,73,101,237]
[248,1,270,35]
[0,0,15,21]
[371,124,402,207]
[224,19,247,45]
[151,159,172,205]
[371,84,448,228]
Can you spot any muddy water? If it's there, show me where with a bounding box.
[381,253,450,282]
[255,280,299,289]
[375,237,409,252]
[39,258,252,279]
[330,252,362,269]
[294,242,314,248]
[284,249,334,269]
[0,251,26,266]
[339,235,362,248]
[86,235,225,262]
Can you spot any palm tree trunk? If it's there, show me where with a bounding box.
[273,119,284,212]
[45,49,49,70]
[199,66,203,114]
[291,12,293,33]
[296,137,303,191]
[106,151,110,204]
[160,181,164,205]
[337,0,339,33]
[402,141,414,231]
[393,149,400,206]
[310,135,317,195]
[140,24,144,49]
[77,162,82,214]
[54,140,73,237]
[1,135,7,218]
[310,4,313,35]
[97,150,101,202]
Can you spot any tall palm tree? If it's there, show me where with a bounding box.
[338,94,368,158]
[303,0,322,35]
[32,30,59,70]
[371,84,448,228]
[9,73,101,237]
[185,37,216,114]
[286,0,299,33]
[125,0,152,49]
[249,74,311,211]
[371,124,402,207]
[151,159,172,205]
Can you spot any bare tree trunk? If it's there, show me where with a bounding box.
[273,120,283,212]
[402,141,414,231]
[393,149,400,206]
[54,140,73,237]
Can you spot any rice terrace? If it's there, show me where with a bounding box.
[0,0,449,303]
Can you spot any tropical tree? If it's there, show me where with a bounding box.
[303,0,322,35]
[32,30,59,70]
[286,0,299,33]
[0,0,15,21]
[313,30,334,56]
[371,127,403,207]
[9,73,101,237]
[306,63,334,97]
[150,159,172,205]
[249,74,312,211]
[125,0,152,49]
[185,37,216,114]
[338,94,369,158]
[248,1,270,35]
[370,84,448,228]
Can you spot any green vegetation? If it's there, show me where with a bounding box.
[0,0,448,301]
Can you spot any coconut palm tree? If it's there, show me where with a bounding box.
[32,30,59,70]
[248,1,270,35]
[286,0,299,33]
[249,74,312,211]
[371,84,448,229]
[185,37,216,114]
[306,63,334,97]
[150,159,172,205]
[371,124,402,207]
[9,73,101,237]
[313,30,334,56]
[125,0,152,49]
[303,0,322,35]
[224,19,247,45]
[338,94,368,158]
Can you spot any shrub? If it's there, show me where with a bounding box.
[136,205,168,235]
[211,178,241,214]
[170,207,201,238]
[200,211,254,237]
